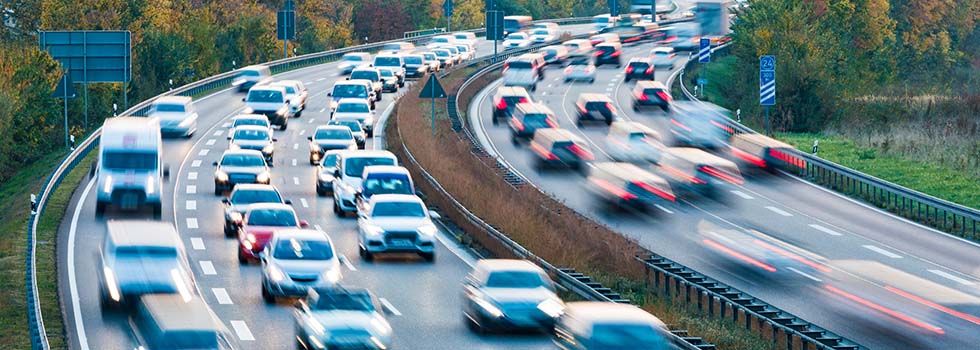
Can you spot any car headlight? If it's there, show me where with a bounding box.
[229,211,243,224]
[318,172,334,182]
[256,172,271,183]
[145,176,155,194]
[363,224,385,237]
[474,296,503,318]
[330,101,338,109]
[322,266,341,284]
[262,144,274,154]
[103,266,120,301]
[417,225,437,236]
[267,264,285,282]
[363,116,374,125]
[215,171,229,182]
[537,298,565,318]
[229,143,241,150]
[103,176,113,193]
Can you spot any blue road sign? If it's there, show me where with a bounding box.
[760,55,776,71]
[760,70,776,106]
[699,38,711,63]
[697,78,708,85]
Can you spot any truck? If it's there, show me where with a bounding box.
[96,117,168,217]
[696,0,732,45]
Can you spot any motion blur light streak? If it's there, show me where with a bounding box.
[699,166,743,185]
[824,285,945,335]
[751,239,830,273]
[662,164,706,184]
[590,178,637,201]
[732,147,767,168]
[702,239,777,272]
[883,286,980,326]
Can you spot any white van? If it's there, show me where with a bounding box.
[331,150,398,216]
[96,117,167,217]
[243,85,292,130]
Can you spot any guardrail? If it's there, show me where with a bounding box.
[404,27,446,38]
[675,44,980,242]
[23,17,597,350]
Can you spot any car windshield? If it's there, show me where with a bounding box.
[379,70,394,77]
[280,85,296,94]
[154,103,184,113]
[330,120,362,132]
[239,70,260,77]
[221,154,265,167]
[333,85,368,98]
[404,56,423,64]
[234,128,269,141]
[435,50,449,57]
[590,324,668,348]
[247,90,283,102]
[246,209,297,226]
[344,157,396,177]
[423,53,436,60]
[312,292,376,312]
[114,246,177,258]
[273,238,333,260]
[350,71,379,81]
[363,176,411,196]
[234,119,267,128]
[434,37,450,43]
[506,33,526,40]
[381,44,404,51]
[533,30,550,36]
[320,154,339,169]
[315,128,352,140]
[653,51,671,56]
[336,102,370,113]
[485,271,547,288]
[343,55,364,62]
[103,151,156,171]
[371,201,425,217]
[231,189,281,205]
[374,57,400,67]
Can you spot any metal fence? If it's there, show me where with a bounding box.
[404,27,446,38]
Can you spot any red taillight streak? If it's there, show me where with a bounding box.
[510,117,525,131]
[565,67,573,74]
[661,165,706,184]
[703,239,776,272]
[518,97,530,104]
[752,240,830,272]
[545,118,558,128]
[609,137,632,150]
[591,178,637,201]
[576,104,588,115]
[670,118,692,132]
[624,37,640,43]
[495,98,507,110]
[732,148,767,168]
[699,165,744,185]
[626,66,634,74]
[710,120,734,133]
[593,51,603,57]
[605,103,616,113]
[610,51,621,57]
[655,91,672,102]
[530,143,558,160]
[634,91,649,101]
[884,285,980,326]
[645,67,654,74]
[566,144,595,161]
[634,181,676,202]
[769,149,806,169]
[824,285,945,335]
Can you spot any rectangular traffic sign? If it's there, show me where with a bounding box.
[760,70,775,106]
[277,10,295,40]
[39,30,132,83]
[698,38,711,63]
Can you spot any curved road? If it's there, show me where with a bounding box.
[469,41,980,349]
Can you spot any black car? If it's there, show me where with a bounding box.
[491,86,532,125]
[593,43,623,67]
[624,58,655,82]
[509,103,558,144]
[574,93,619,126]
[632,80,672,112]
[221,184,289,236]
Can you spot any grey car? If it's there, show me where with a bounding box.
[221,184,289,236]
[563,58,596,83]
[293,287,393,350]
[308,125,357,165]
[228,125,277,163]
[261,228,341,302]
[99,221,195,308]
[463,259,565,333]
[213,150,271,195]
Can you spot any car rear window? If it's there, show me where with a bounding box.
[333,85,368,98]
[247,90,283,103]
[246,209,297,226]
[374,57,401,67]
[154,103,185,113]
[220,154,265,167]
[508,61,533,69]
[363,175,412,196]
[350,71,379,81]
[273,238,334,260]
[231,189,281,205]
[234,128,270,141]
[315,128,352,140]
[372,201,424,217]
[336,102,369,113]
[344,157,396,177]
[629,61,649,67]
[404,56,423,64]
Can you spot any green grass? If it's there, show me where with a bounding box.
[776,132,980,210]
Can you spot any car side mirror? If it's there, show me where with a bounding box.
[327,92,332,96]
[299,220,309,228]
[163,165,171,180]
[333,169,340,177]
[284,199,293,205]
[428,210,441,220]
[241,97,246,102]
[221,198,230,205]
[307,136,313,141]
[212,161,219,166]
[226,136,232,140]
[272,138,278,142]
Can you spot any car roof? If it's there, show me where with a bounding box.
[628,57,652,63]
[516,102,554,115]
[578,93,613,102]
[363,165,409,176]
[564,39,590,45]
[337,97,370,104]
[341,150,396,159]
[475,259,544,273]
[246,202,295,211]
[270,228,329,241]
[233,114,268,121]
[233,125,270,133]
[232,184,278,192]
[369,193,422,204]
[343,52,370,57]
[636,80,668,89]
[351,67,379,73]
[106,220,180,249]
[495,86,530,96]
[334,80,367,87]
[248,85,286,92]
[564,301,667,326]
[652,47,674,53]
[221,149,265,157]
[316,125,352,132]
[153,96,191,105]
[533,128,584,144]
[241,65,269,71]
[140,295,223,332]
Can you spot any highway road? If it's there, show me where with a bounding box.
[469,41,980,349]
[56,24,592,350]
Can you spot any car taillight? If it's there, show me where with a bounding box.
[496,98,507,110]
[710,120,734,133]
[577,104,589,114]
[665,35,678,42]
[586,66,595,74]
[634,91,649,101]
[519,97,530,104]
[655,91,671,102]
[626,66,635,74]
[633,181,676,202]
[530,143,558,160]
[699,165,744,185]
[662,164,706,184]
[566,144,595,160]
[605,103,616,113]
[670,118,692,132]
[545,118,558,128]
[592,178,637,201]
[510,117,525,131]
[610,51,621,57]
[645,66,654,75]
[593,51,603,57]
[565,67,573,74]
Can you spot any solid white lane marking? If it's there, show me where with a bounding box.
[293,143,299,150]
[765,206,793,217]
[213,288,233,304]
[186,185,197,194]
[188,172,198,180]
[379,298,402,316]
[316,77,326,81]
[68,179,96,350]
[928,269,976,286]
[788,267,823,282]
[863,245,902,259]
[198,149,209,156]
[186,218,199,229]
[809,224,843,236]
[221,122,232,128]
[191,160,202,167]
[230,320,255,341]
[654,204,674,214]
[299,129,306,135]
[186,200,197,210]
[206,139,216,146]
[293,177,300,185]
[212,130,223,136]
[730,190,754,199]
[190,237,205,250]
[292,159,297,166]
[200,261,216,275]
[340,255,357,271]
[300,198,309,208]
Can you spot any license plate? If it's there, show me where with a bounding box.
[121,193,139,209]
[391,239,412,247]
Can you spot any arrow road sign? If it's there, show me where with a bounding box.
[699,38,711,63]
[419,74,447,99]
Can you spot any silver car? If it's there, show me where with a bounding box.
[332,98,376,136]
[273,80,308,117]
[228,125,277,163]
[563,58,596,83]
[99,221,195,308]
[463,259,565,333]
[261,228,341,302]
[554,302,673,350]
[148,96,197,137]
[294,287,393,350]
[308,125,358,165]
[357,194,437,261]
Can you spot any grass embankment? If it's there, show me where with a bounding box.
[390,68,772,349]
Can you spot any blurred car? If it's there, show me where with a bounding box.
[328,118,367,148]
[670,107,733,149]
[213,150,271,195]
[661,23,700,51]
[432,48,455,69]
[309,125,358,165]
[563,57,596,83]
[504,15,533,36]
[657,147,744,198]
[453,32,478,46]
[530,28,558,43]
[730,133,807,171]
[148,96,197,137]
[332,150,398,216]
[574,93,618,126]
[624,57,655,82]
[315,150,343,196]
[377,67,399,93]
[357,194,437,262]
[554,302,674,350]
[491,86,532,125]
[402,54,429,79]
[348,68,384,100]
[261,228,341,302]
[539,45,569,65]
[505,55,544,80]
[598,23,661,44]
[509,102,559,144]
[587,162,675,211]
[454,43,475,61]
[228,125,277,163]
[530,128,595,171]
[589,33,620,46]
[503,32,532,49]
[592,14,618,31]
[338,52,371,75]
[438,45,464,64]
[426,34,457,49]
[273,80,308,117]
[243,85,291,130]
[503,58,540,91]
[233,64,272,92]
[378,41,415,55]
[237,203,309,264]
[421,51,442,71]
[294,286,393,350]
[331,98,376,136]
[134,294,238,350]
[593,42,623,67]
[463,259,565,333]
[371,54,406,87]
[328,80,375,111]
[562,39,594,58]
[222,184,289,236]
[533,22,559,31]
[650,47,677,69]
[99,221,194,308]
[227,113,272,138]
[605,121,665,164]
[632,80,672,112]
[519,53,547,75]
[354,165,416,213]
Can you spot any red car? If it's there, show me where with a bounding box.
[237,203,308,264]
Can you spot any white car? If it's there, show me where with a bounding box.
[148,96,198,137]
[372,54,406,87]
[227,114,272,138]
[452,32,477,47]
[260,228,341,302]
[454,44,475,61]
[272,80,308,117]
[294,287,393,350]
[427,34,457,48]
[562,39,594,58]
[421,52,442,71]
[503,32,531,49]
[338,52,371,75]
[538,45,569,65]
[530,28,557,43]
[348,68,385,100]
[563,58,596,83]
[650,47,677,68]
[332,150,398,216]
[99,221,194,307]
[328,118,366,148]
[357,194,437,262]
[331,98,376,136]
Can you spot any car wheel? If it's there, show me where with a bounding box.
[662,105,670,113]
[366,129,374,138]
[589,78,595,84]
[294,111,302,118]
[491,116,499,126]
[576,118,584,127]
[376,93,383,101]
[261,283,275,304]
[152,203,162,219]
[421,252,435,262]
[238,249,247,264]
[633,105,640,112]
[95,202,106,217]
[359,246,373,261]
[625,77,631,82]
[510,134,519,145]
[309,157,316,165]
[333,199,343,216]
[214,185,223,196]
[224,226,236,238]
[467,315,485,334]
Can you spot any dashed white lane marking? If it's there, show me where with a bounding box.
[206,139,216,146]
[863,245,902,259]
[299,129,306,135]
[186,200,197,210]
[605,87,614,92]
[788,267,823,282]
[316,77,327,81]
[314,224,322,231]
[188,172,198,180]
[765,206,793,217]
[221,122,232,128]
[198,149,209,156]
[304,81,314,84]
[293,143,299,150]
[340,255,357,271]
[809,224,843,236]
[300,198,309,208]
[928,269,976,286]
[190,237,205,250]
[293,177,300,185]
[230,320,254,341]
[654,204,674,214]
[200,261,216,275]
[212,130,223,136]
[191,160,202,167]
[607,83,615,87]
[186,185,197,194]
[730,190,754,199]
[379,298,402,316]
[186,218,199,229]
[213,288,233,304]
[292,159,298,166]
[313,113,322,119]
